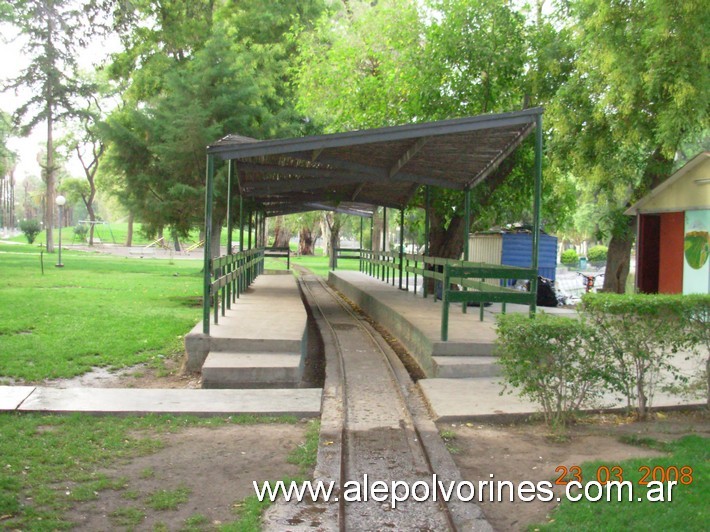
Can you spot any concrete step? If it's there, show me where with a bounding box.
[208,335,304,355]
[433,356,500,378]
[431,340,496,357]
[202,351,304,389]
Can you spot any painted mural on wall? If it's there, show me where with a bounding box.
[683,209,710,294]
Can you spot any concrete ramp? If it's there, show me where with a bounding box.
[329,270,502,378]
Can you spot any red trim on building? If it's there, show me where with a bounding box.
[658,212,684,294]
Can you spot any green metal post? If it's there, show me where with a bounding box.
[441,264,450,341]
[202,155,214,335]
[423,186,430,298]
[463,187,471,314]
[464,188,471,262]
[253,210,257,250]
[238,195,244,297]
[239,196,244,252]
[383,207,388,283]
[226,161,233,309]
[248,209,252,250]
[369,214,377,277]
[399,208,404,290]
[359,217,364,272]
[530,113,543,317]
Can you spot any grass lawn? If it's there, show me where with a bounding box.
[0,242,203,382]
[289,254,362,278]
[536,434,708,531]
[11,222,256,248]
[0,413,310,530]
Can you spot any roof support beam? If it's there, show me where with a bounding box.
[351,182,366,201]
[237,162,357,180]
[242,175,362,194]
[465,122,534,189]
[388,136,430,179]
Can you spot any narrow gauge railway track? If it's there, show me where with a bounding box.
[292,272,489,531]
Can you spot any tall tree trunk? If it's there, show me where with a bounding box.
[320,218,330,257]
[126,212,134,247]
[272,216,291,248]
[429,212,465,259]
[76,140,102,246]
[425,212,466,293]
[371,210,382,252]
[210,216,223,259]
[45,109,55,253]
[325,213,342,269]
[87,203,96,245]
[602,219,635,293]
[299,226,314,255]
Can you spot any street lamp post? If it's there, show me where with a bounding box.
[55,195,66,268]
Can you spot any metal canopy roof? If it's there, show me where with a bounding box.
[207,107,542,217]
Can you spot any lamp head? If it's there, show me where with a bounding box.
[55,195,66,206]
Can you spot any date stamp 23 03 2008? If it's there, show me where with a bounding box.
[554,464,694,503]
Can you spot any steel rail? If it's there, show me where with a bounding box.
[297,272,457,531]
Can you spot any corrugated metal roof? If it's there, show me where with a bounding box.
[207,108,542,216]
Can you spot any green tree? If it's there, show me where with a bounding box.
[283,211,321,255]
[1,0,102,252]
[60,103,105,245]
[103,1,325,252]
[0,111,17,229]
[19,218,41,243]
[549,0,709,292]
[295,0,575,259]
[0,111,14,178]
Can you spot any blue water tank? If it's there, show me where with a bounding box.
[501,232,558,281]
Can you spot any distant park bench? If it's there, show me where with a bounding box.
[264,246,291,269]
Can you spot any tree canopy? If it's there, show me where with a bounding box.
[1,0,706,286]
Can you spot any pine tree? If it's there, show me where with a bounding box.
[1,0,98,251]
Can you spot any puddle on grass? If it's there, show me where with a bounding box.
[43,366,135,388]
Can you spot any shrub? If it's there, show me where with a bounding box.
[73,224,88,239]
[587,245,608,264]
[581,293,690,419]
[560,248,579,266]
[495,312,611,427]
[678,294,710,409]
[19,219,42,244]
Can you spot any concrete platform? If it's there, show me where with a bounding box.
[329,270,576,377]
[420,348,705,421]
[202,352,303,389]
[0,386,321,417]
[184,272,308,373]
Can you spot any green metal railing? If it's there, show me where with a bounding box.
[205,248,264,331]
[440,263,536,340]
[357,251,537,339]
[359,250,400,286]
[329,247,364,272]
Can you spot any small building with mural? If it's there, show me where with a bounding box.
[626,151,710,294]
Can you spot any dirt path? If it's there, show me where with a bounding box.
[66,423,308,530]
